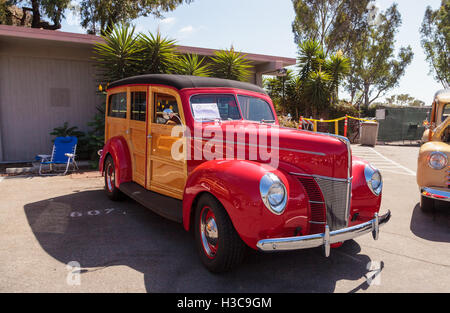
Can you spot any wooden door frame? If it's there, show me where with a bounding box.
[127,86,148,187]
[147,85,188,199]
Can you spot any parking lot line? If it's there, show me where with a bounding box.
[351,146,416,176]
[0,177,4,183]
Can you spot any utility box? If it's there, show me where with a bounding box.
[360,121,379,146]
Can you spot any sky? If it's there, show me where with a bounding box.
[62,0,444,104]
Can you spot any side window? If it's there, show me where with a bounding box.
[442,104,450,122]
[108,92,127,118]
[154,93,182,125]
[238,95,274,122]
[130,91,147,121]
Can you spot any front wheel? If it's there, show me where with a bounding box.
[420,195,434,213]
[194,194,246,273]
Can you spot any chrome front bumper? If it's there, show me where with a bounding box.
[421,187,450,202]
[256,210,391,257]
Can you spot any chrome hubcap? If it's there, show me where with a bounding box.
[106,163,114,192]
[200,207,218,258]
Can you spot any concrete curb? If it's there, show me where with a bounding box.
[5,161,93,175]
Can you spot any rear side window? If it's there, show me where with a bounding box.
[108,93,127,118]
[130,91,147,121]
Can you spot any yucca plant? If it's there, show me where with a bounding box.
[139,31,178,74]
[297,40,326,80]
[325,51,351,101]
[93,25,143,83]
[210,48,252,81]
[173,53,211,76]
[304,70,332,114]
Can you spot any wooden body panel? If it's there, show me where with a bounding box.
[105,84,187,200]
[147,86,187,200]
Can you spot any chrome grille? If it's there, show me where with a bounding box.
[314,178,351,231]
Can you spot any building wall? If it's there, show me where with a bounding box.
[0,39,100,161]
[0,30,293,162]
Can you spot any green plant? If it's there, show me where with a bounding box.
[420,0,450,88]
[139,31,178,74]
[93,24,144,83]
[50,122,85,139]
[86,95,106,163]
[173,53,211,76]
[50,122,89,159]
[210,48,252,81]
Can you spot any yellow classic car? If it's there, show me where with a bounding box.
[417,89,450,211]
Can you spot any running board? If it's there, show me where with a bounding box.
[119,182,183,223]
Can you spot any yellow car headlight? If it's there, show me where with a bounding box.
[428,152,448,170]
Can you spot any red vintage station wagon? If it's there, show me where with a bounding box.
[98,74,391,272]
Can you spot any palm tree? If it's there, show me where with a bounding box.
[325,51,350,102]
[139,31,178,74]
[93,24,144,83]
[210,48,252,81]
[265,40,350,119]
[173,53,211,77]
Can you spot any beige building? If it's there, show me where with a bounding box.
[0,25,295,162]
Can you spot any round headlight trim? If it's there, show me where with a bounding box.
[260,173,287,215]
[428,151,448,170]
[364,164,382,196]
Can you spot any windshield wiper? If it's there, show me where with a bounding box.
[261,119,275,123]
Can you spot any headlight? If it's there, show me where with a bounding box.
[428,152,448,170]
[364,164,382,196]
[259,173,287,215]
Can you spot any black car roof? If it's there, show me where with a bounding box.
[108,74,267,95]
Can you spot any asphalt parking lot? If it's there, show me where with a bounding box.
[0,144,449,293]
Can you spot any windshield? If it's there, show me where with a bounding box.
[190,94,241,121]
[237,95,275,122]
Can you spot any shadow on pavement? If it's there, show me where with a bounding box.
[24,190,376,292]
[410,203,450,243]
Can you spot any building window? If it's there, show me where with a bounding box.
[130,92,147,121]
[108,92,127,118]
[154,93,182,125]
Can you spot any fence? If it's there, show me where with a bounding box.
[298,107,431,143]
[375,107,431,142]
[299,115,377,141]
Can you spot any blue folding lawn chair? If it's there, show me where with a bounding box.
[37,136,79,175]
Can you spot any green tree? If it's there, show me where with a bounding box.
[265,40,350,119]
[173,53,211,77]
[10,0,70,29]
[420,0,450,88]
[139,31,178,74]
[93,24,144,83]
[78,0,193,35]
[385,94,424,107]
[346,4,413,108]
[210,48,252,82]
[292,0,372,55]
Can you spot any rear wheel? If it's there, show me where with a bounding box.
[420,195,434,213]
[104,155,123,201]
[194,194,246,273]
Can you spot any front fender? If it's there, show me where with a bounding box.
[182,160,309,249]
[349,157,382,225]
[99,136,132,188]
